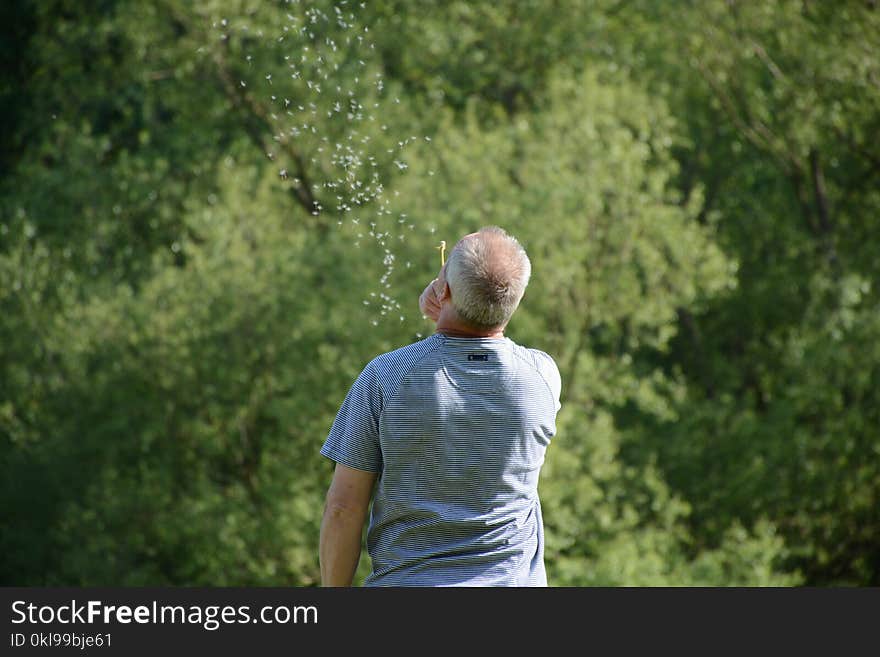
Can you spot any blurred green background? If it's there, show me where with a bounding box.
[2,0,878,586]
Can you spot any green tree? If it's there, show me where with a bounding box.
[597,0,880,584]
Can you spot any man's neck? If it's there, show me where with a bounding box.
[435,314,505,339]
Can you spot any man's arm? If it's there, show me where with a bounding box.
[319,463,377,586]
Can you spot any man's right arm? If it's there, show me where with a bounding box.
[319,463,377,586]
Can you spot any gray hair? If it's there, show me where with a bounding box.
[445,226,531,329]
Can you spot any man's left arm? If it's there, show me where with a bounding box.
[319,463,377,586]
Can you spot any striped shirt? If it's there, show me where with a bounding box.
[321,332,562,586]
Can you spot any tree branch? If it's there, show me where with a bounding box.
[809,148,840,271]
[213,34,325,226]
[693,59,801,178]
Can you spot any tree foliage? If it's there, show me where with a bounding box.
[2,0,877,586]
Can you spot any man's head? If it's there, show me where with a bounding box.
[442,226,531,330]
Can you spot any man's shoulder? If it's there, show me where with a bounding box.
[509,341,559,372]
[508,341,562,400]
[369,333,444,376]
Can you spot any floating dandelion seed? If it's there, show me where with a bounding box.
[235,2,435,332]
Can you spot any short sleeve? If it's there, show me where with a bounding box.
[320,361,384,473]
[534,350,562,413]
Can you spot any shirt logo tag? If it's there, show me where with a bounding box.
[468,354,490,361]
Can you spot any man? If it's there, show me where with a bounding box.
[319,226,562,586]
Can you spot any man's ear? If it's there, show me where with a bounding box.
[438,281,451,302]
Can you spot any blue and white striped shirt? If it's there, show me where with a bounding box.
[321,332,562,586]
